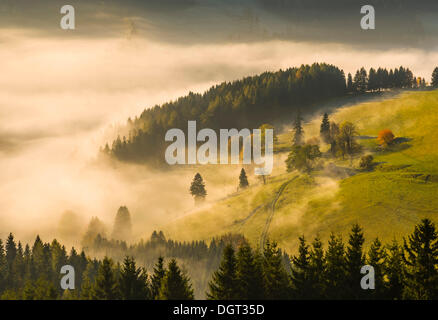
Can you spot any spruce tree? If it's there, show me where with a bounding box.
[13,242,25,290]
[290,236,312,299]
[80,273,93,300]
[353,67,368,93]
[345,224,365,299]
[111,206,133,241]
[207,244,238,300]
[0,240,6,291]
[190,173,207,204]
[403,219,438,299]
[5,233,17,289]
[50,239,67,290]
[235,244,265,299]
[91,257,120,300]
[292,112,304,146]
[384,240,405,300]
[262,240,291,299]
[31,235,46,278]
[119,256,150,300]
[347,73,353,92]
[325,233,346,299]
[367,238,387,299]
[158,259,194,300]
[320,113,331,144]
[238,168,249,189]
[5,233,17,270]
[150,256,166,299]
[368,67,377,91]
[432,67,438,87]
[80,260,99,300]
[308,237,326,299]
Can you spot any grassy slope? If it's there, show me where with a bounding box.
[164,89,438,253]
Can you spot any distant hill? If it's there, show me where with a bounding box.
[104,63,347,164]
[104,63,420,165]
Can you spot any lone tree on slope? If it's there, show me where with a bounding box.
[239,168,249,189]
[190,173,207,205]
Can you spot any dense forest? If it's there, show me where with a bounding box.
[207,219,438,300]
[0,218,437,300]
[103,63,422,165]
[0,229,251,299]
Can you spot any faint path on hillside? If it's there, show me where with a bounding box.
[259,176,298,250]
[233,204,264,232]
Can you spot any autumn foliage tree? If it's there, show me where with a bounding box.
[377,129,395,147]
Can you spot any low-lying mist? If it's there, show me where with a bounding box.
[1,28,438,247]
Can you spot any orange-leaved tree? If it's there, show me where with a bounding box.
[377,129,395,147]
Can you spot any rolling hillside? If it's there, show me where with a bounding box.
[163,89,438,253]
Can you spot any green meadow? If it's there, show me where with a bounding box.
[164,89,438,253]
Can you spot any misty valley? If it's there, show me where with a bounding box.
[1,0,438,304]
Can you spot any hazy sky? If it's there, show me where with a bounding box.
[0,1,437,242]
[1,0,438,47]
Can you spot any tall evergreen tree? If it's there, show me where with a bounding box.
[353,67,368,93]
[403,219,438,299]
[50,239,67,292]
[150,256,166,299]
[236,244,265,299]
[190,173,207,204]
[91,257,120,300]
[5,233,17,271]
[80,260,99,300]
[238,168,249,189]
[320,113,331,144]
[111,206,133,241]
[385,240,405,300]
[207,244,239,300]
[5,233,17,288]
[119,256,150,300]
[290,236,311,298]
[13,242,25,289]
[262,240,291,299]
[308,237,326,299]
[431,67,438,87]
[292,112,304,146]
[325,233,346,299]
[0,240,6,291]
[31,235,46,279]
[367,238,387,299]
[368,67,377,91]
[346,73,353,92]
[159,259,194,300]
[345,224,366,299]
